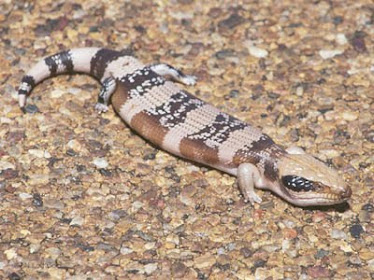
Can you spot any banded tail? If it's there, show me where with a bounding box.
[17,47,132,110]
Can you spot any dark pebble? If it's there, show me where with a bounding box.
[6,131,25,143]
[362,203,374,212]
[333,16,343,25]
[143,152,156,160]
[97,242,116,252]
[1,169,19,180]
[66,149,77,157]
[363,130,374,143]
[315,249,329,259]
[99,169,112,177]
[240,247,253,258]
[24,104,39,114]
[198,272,207,280]
[318,106,334,114]
[224,89,239,100]
[351,31,367,53]
[109,209,128,221]
[32,193,43,207]
[350,224,364,238]
[8,272,21,280]
[135,230,154,242]
[134,25,146,34]
[218,13,244,30]
[267,92,280,99]
[171,262,187,278]
[252,259,266,271]
[215,49,236,59]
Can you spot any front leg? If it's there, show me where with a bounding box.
[95,77,117,114]
[149,63,197,86]
[237,163,263,205]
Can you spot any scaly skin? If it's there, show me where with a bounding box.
[17,48,352,207]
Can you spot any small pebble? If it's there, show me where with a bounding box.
[4,248,17,260]
[172,262,187,278]
[247,45,268,58]
[19,193,33,200]
[144,263,158,275]
[341,111,358,121]
[0,161,15,170]
[24,104,39,114]
[319,49,344,59]
[336,33,348,45]
[120,246,133,255]
[70,216,84,226]
[331,228,347,240]
[350,224,364,238]
[93,158,108,169]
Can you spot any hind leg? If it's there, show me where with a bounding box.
[95,77,117,114]
[149,63,197,85]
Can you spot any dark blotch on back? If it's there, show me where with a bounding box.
[90,48,121,79]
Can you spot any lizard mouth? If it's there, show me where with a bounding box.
[277,175,352,206]
[280,186,352,206]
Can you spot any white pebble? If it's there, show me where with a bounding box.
[93,157,108,169]
[68,87,81,95]
[336,33,348,45]
[0,160,15,170]
[331,228,347,240]
[28,149,45,158]
[144,263,158,275]
[51,89,65,98]
[342,111,358,121]
[70,216,84,226]
[120,246,133,255]
[248,45,268,58]
[319,49,344,59]
[296,86,304,96]
[4,248,17,260]
[19,193,33,200]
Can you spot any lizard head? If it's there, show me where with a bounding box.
[273,153,351,207]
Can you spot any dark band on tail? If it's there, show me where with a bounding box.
[18,75,36,95]
[45,50,74,76]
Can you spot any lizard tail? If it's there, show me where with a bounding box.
[18,47,104,110]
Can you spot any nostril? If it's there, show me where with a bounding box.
[341,186,352,199]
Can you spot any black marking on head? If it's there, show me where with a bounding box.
[282,175,315,192]
[90,48,121,79]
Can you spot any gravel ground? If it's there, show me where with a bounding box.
[0,0,373,279]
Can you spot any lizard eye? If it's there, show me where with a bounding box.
[282,175,315,192]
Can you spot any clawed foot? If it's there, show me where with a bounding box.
[243,190,263,205]
[180,75,197,86]
[95,103,109,114]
